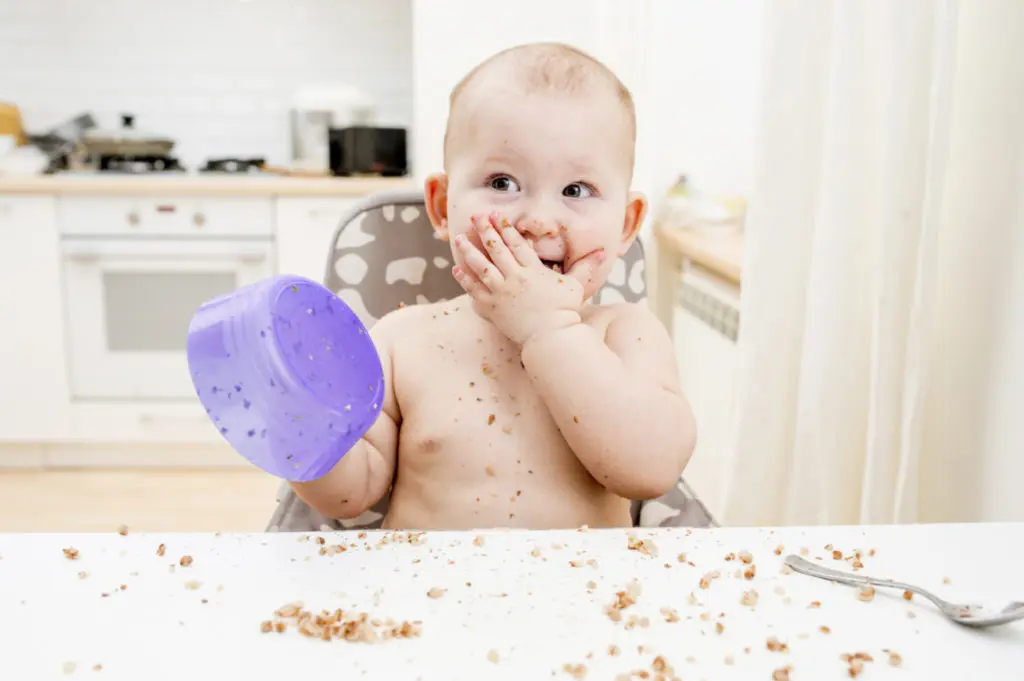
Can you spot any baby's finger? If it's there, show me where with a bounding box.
[455,234,504,290]
[452,265,488,297]
[566,248,607,287]
[476,214,520,273]
[499,222,541,268]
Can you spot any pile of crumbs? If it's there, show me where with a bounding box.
[261,602,422,643]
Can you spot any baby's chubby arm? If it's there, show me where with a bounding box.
[289,312,402,521]
[520,302,696,500]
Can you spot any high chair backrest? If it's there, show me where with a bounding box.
[266,189,716,532]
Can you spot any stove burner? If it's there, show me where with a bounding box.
[200,158,266,174]
[99,155,185,173]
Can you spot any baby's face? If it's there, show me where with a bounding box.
[434,87,644,300]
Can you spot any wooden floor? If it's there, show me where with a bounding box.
[0,468,282,533]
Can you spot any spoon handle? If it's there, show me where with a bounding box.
[784,555,916,594]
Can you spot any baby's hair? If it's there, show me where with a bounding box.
[443,42,636,166]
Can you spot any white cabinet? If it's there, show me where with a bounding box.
[672,268,740,522]
[275,198,361,283]
[0,196,72,441]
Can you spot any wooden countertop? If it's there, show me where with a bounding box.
[655,219,745,287]
[0,174,415,197]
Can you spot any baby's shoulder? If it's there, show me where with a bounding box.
[370,297,466,344]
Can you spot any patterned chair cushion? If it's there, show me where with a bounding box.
[266,189,716,532]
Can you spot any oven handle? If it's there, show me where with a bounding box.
[61,241,269,264]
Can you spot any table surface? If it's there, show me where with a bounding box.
[2,523,1022,680]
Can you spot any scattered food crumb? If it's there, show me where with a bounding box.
[156,544,166,557]
[779,564,794,575]
[607,645,620,656]
[426,587,446,599]
[264,602,421,642]
[715,622,724,634]
[799,547,810,556]
[179,555,193,567]
[743,564,756,579]
[92,665,102,672]
[740,589,759,607]
[772,665,792,681]
[766,636,789,652]
[809,600,821,608]
[887,650,903,667]
[117,525,128,536]
[661,607,680,623]
[943,576,952,585]
[487,650,500,664]
[627,535,658,557]
[857,586,875,602]
[184,580,202,591]
[738,550,753,564]
[903,590,913,600]
[562,662,586,679]
[62,547,79,560]
[604,580,640,622]
[819,625,832,634]
[775,544,784,556]
[676,553,686,563]
[832,549,843,560]
[473,535,485,547]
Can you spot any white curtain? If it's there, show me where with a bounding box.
[721,0,1024,526]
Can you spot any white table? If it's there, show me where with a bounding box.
[2,524,1022,680]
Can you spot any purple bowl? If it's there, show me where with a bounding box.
[186,275,384,482]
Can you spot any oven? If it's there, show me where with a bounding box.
[59,195,275,401]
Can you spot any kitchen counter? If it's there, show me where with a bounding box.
[2,524,1022,680]
[0,174,416,197]
[654,220,744,287]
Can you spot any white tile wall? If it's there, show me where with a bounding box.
[0,0,413,168]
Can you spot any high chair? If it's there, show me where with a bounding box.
[266,188,716,532]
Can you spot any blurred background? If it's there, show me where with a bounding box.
[0,0,1020,533]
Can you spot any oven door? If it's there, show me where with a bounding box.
[61,238,275,400]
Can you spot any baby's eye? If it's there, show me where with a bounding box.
[488,175,520,193]
[563,183,594,199]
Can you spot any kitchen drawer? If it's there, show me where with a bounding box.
[58,196,274,238]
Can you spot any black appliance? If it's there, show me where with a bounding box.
[328,126,407,177]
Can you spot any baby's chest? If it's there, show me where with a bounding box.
[393,332,554,451]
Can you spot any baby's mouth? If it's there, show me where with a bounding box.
[540,259,564,274]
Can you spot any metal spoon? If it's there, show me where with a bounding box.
[784,554,1024,628]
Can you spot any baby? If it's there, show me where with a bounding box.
[292,43,696,530]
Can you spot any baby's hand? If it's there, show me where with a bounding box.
[451,213,605,345]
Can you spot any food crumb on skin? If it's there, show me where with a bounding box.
[487,414,496,426]
[485,466,496,477]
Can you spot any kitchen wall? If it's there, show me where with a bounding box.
[412,0,763,201]
[0,0,413,168]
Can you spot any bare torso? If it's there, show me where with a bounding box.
[381,296,632,530]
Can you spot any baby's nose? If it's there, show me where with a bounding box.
[515,216,560,239]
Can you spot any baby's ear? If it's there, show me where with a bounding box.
[618,191,648,255]
[424,173,450,241]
